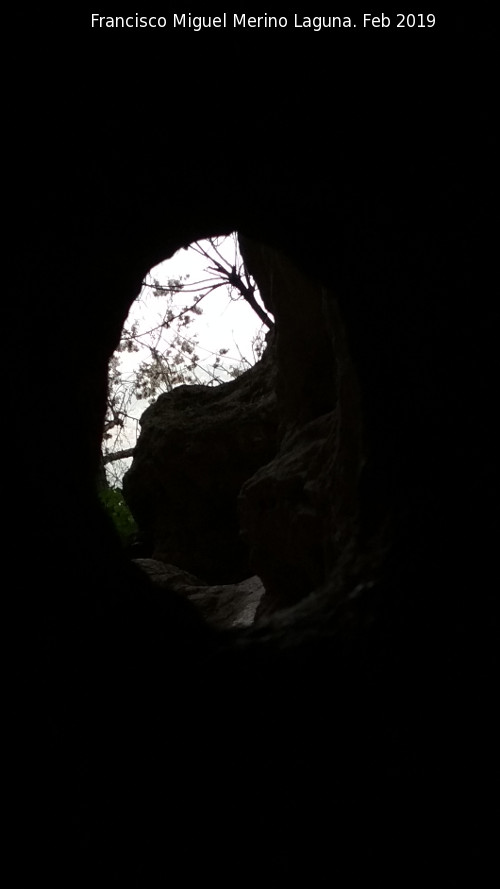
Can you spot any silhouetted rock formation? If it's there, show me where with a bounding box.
[123,341,278,582]
[238,240,365,615]
[125,243,365,618]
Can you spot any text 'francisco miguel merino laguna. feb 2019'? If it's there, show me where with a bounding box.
[90,13,438,31]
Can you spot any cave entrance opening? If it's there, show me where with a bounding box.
[102,232,274,489]
[98,232,277,626]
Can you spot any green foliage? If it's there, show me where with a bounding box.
[98,486,137,546]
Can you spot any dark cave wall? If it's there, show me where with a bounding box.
[237,239,366,612]
[8,29,498,886]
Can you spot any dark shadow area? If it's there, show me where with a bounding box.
[7,20,497,887]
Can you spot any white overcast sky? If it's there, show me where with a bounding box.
[119,233,267,375]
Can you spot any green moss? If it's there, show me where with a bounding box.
[98,487,137,547]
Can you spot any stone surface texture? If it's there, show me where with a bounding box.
[123,342,278,582]
[134,558,264,629]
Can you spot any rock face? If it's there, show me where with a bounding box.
[9,28,497,888]
[124,242,364,617]
[238,240,365,615]
[123,342,278,582]
[133,559,264,629]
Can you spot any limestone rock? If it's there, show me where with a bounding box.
[123,346,278,583]
[134,558,264,629]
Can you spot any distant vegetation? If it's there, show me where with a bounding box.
[98,486,137,546]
